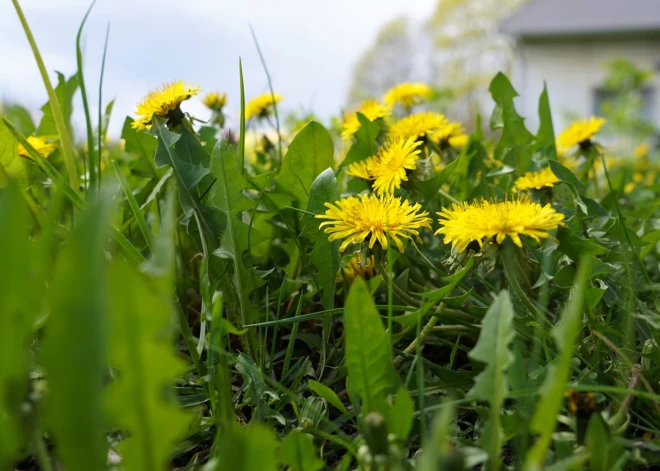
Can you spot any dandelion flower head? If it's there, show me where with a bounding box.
[317,194,432,252]
[435,197,565,252]
[132,80,201,131]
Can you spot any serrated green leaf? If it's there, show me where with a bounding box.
[344,277,398,413]
[468,291,515,470]
[279,431,325,471]
[209,140,263,354]
[0,182,35,467]
[557,226,608,261]
[417,153,460,203]
[3,104,35,136]
[535,84,557,159]
[489,73,533,151]
[43,195,112,471]
[107,263,190,471]
[37,72,78,137]
[121,116,158,162]
[277,121,334,207]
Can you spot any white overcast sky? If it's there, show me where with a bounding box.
[0,0,437,136]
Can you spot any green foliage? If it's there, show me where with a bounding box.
[344,277,398,414]
[0,183,34,467]
[4,13,660,469]
[468,290,515,470]
[277,121,334,207]
[43,196,111,471]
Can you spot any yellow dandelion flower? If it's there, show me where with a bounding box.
[341,100,392,141]
[132,80,201,131]
[557,117,606,149]
[449,134,469,148]
[435,197,565,253]
[432,122,467,146]
[17,136,56,159]
[370,138,422,196]
[389,112,448,141]
[245,93,282,121]
[339,254,377,283]
[345,156,376,181]
[514,167,560,191]
[316,194,432,252]
[203,92,227,111]
[633,143,651,159]
[384,82,433,108]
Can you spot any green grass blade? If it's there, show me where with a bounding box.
[113,160,154,252]
[524,258,592,471]
[249,24,283,169]
[238,58,246,173]
[11,0,80,189]
[97,23,110,189]
[76,0,97,192]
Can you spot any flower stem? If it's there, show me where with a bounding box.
[33,429,54,471]
[393,305,444,369]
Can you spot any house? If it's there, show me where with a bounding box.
[501,0,660,134]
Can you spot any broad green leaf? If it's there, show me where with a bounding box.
[524,258,592,470]
[344,277,398,413]
[535,84,557,159]
[585,414,610,471]
[0,118,26,186]
[339,113,380,168]
[235,354,284,425]
[549,159,587,194]
[37,72,78,137]
[0,182,35,467]
[468,291,515,470]
[276,121,334,207]
[302,168,340,309]
[386,386,414,440]
[43,195,112,471]
[279,431,325,471]
[209,141,264,354]
[308,380,349,415]
[208,424,277,471]
[107,263,190,471]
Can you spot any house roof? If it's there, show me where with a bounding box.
[501,0,660,38]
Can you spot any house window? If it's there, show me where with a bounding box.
[592,87,655,121]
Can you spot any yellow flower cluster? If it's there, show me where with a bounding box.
[514,167,560,191]
[345,138,422,196]
[17,136,56,159]
[132,80,201,131]
[557,116,605,149]
[245,93,282,121]
[388,112,447,141]
[341,99,392,141]
[384,82,433,108]
[203,92,227,111]
[316,194,432,252]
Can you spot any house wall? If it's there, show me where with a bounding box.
[510,36,660,135]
